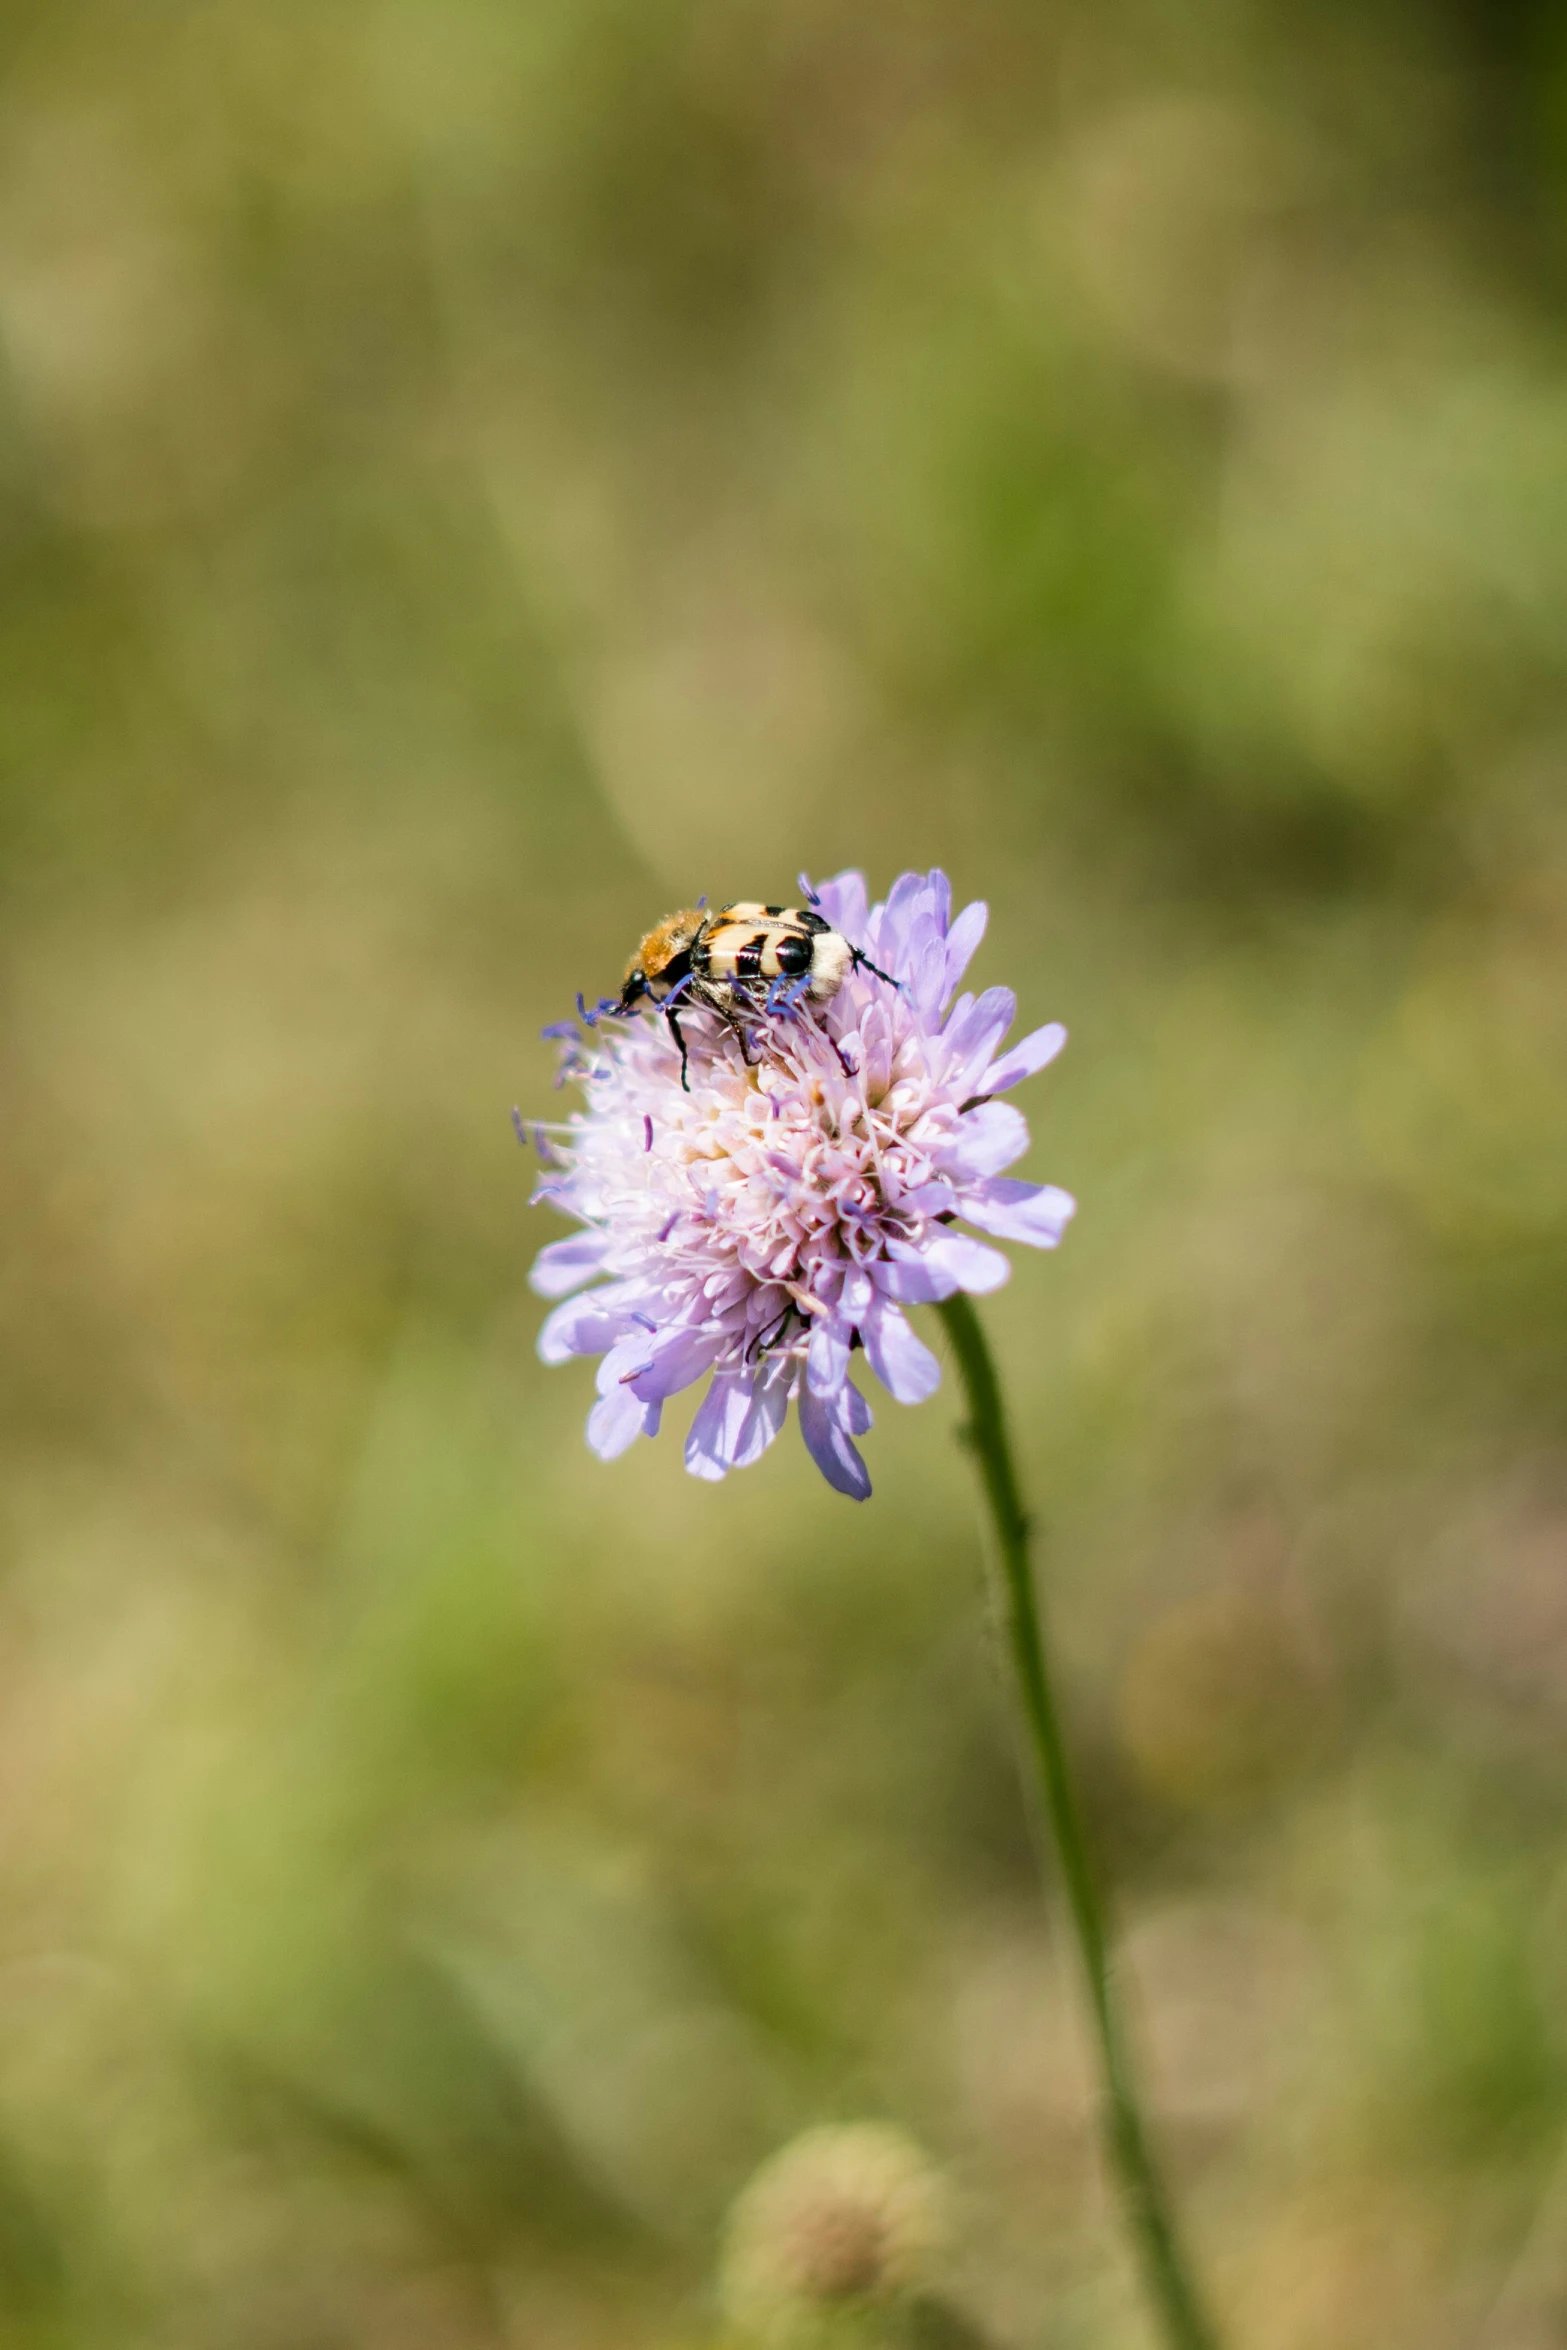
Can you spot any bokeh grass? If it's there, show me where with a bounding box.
[1,2,1566,2344]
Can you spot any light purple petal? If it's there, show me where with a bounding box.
[841,1265,873,1321]
[856,1013,894,1102]
[897,1181,960,1218]
[734,1361,791,1465]
[872,1243,960,1304]
[529,1230,612,1299]
[596,1330,656,1394]
[958,1177,1077,1249]
[862,1293,942,1404]
[976,1021,1067,1095]
[935,1100,1030,1179]
[685,1372,752,1481]
[807,1311,851,1397]
[942,901,987,1006]
[798,1378,872,1501]
[813,870,868,942]
[588,1383,648,1460]
[902,914,950,1022]
[928,1230,1011,1292]
[626,1325,723,1403]
[940,986,1017,1091]
[538,1288,635,1365]
[842,1380,873,1437]
[866,870,930,976]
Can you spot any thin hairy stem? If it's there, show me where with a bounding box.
[936,1292,1221,2350]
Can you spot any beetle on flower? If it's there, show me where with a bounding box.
[526,869,1074,1499]
[526,875,1216,2350]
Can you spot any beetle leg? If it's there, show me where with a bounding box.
[665,1001,692,1091]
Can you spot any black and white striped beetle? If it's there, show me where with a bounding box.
[613,900,897,1089]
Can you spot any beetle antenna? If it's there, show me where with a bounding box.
[849,946,900,991]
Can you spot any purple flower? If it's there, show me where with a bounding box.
[528,871,1074,1499]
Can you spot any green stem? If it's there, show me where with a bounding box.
[936,1293,1221,2350]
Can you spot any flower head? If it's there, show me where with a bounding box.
[719,2123,950,2342]
[528,870,1074,1500]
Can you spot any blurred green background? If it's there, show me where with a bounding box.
[2,2,1566,2344]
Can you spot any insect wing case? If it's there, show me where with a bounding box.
[698,906,845,1001]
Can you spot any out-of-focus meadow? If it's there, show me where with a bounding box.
[1,2,1566,2344]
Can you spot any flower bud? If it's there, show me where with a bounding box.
[720,2123,950,2342]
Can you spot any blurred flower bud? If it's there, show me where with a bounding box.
[720,2123,950,2343]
